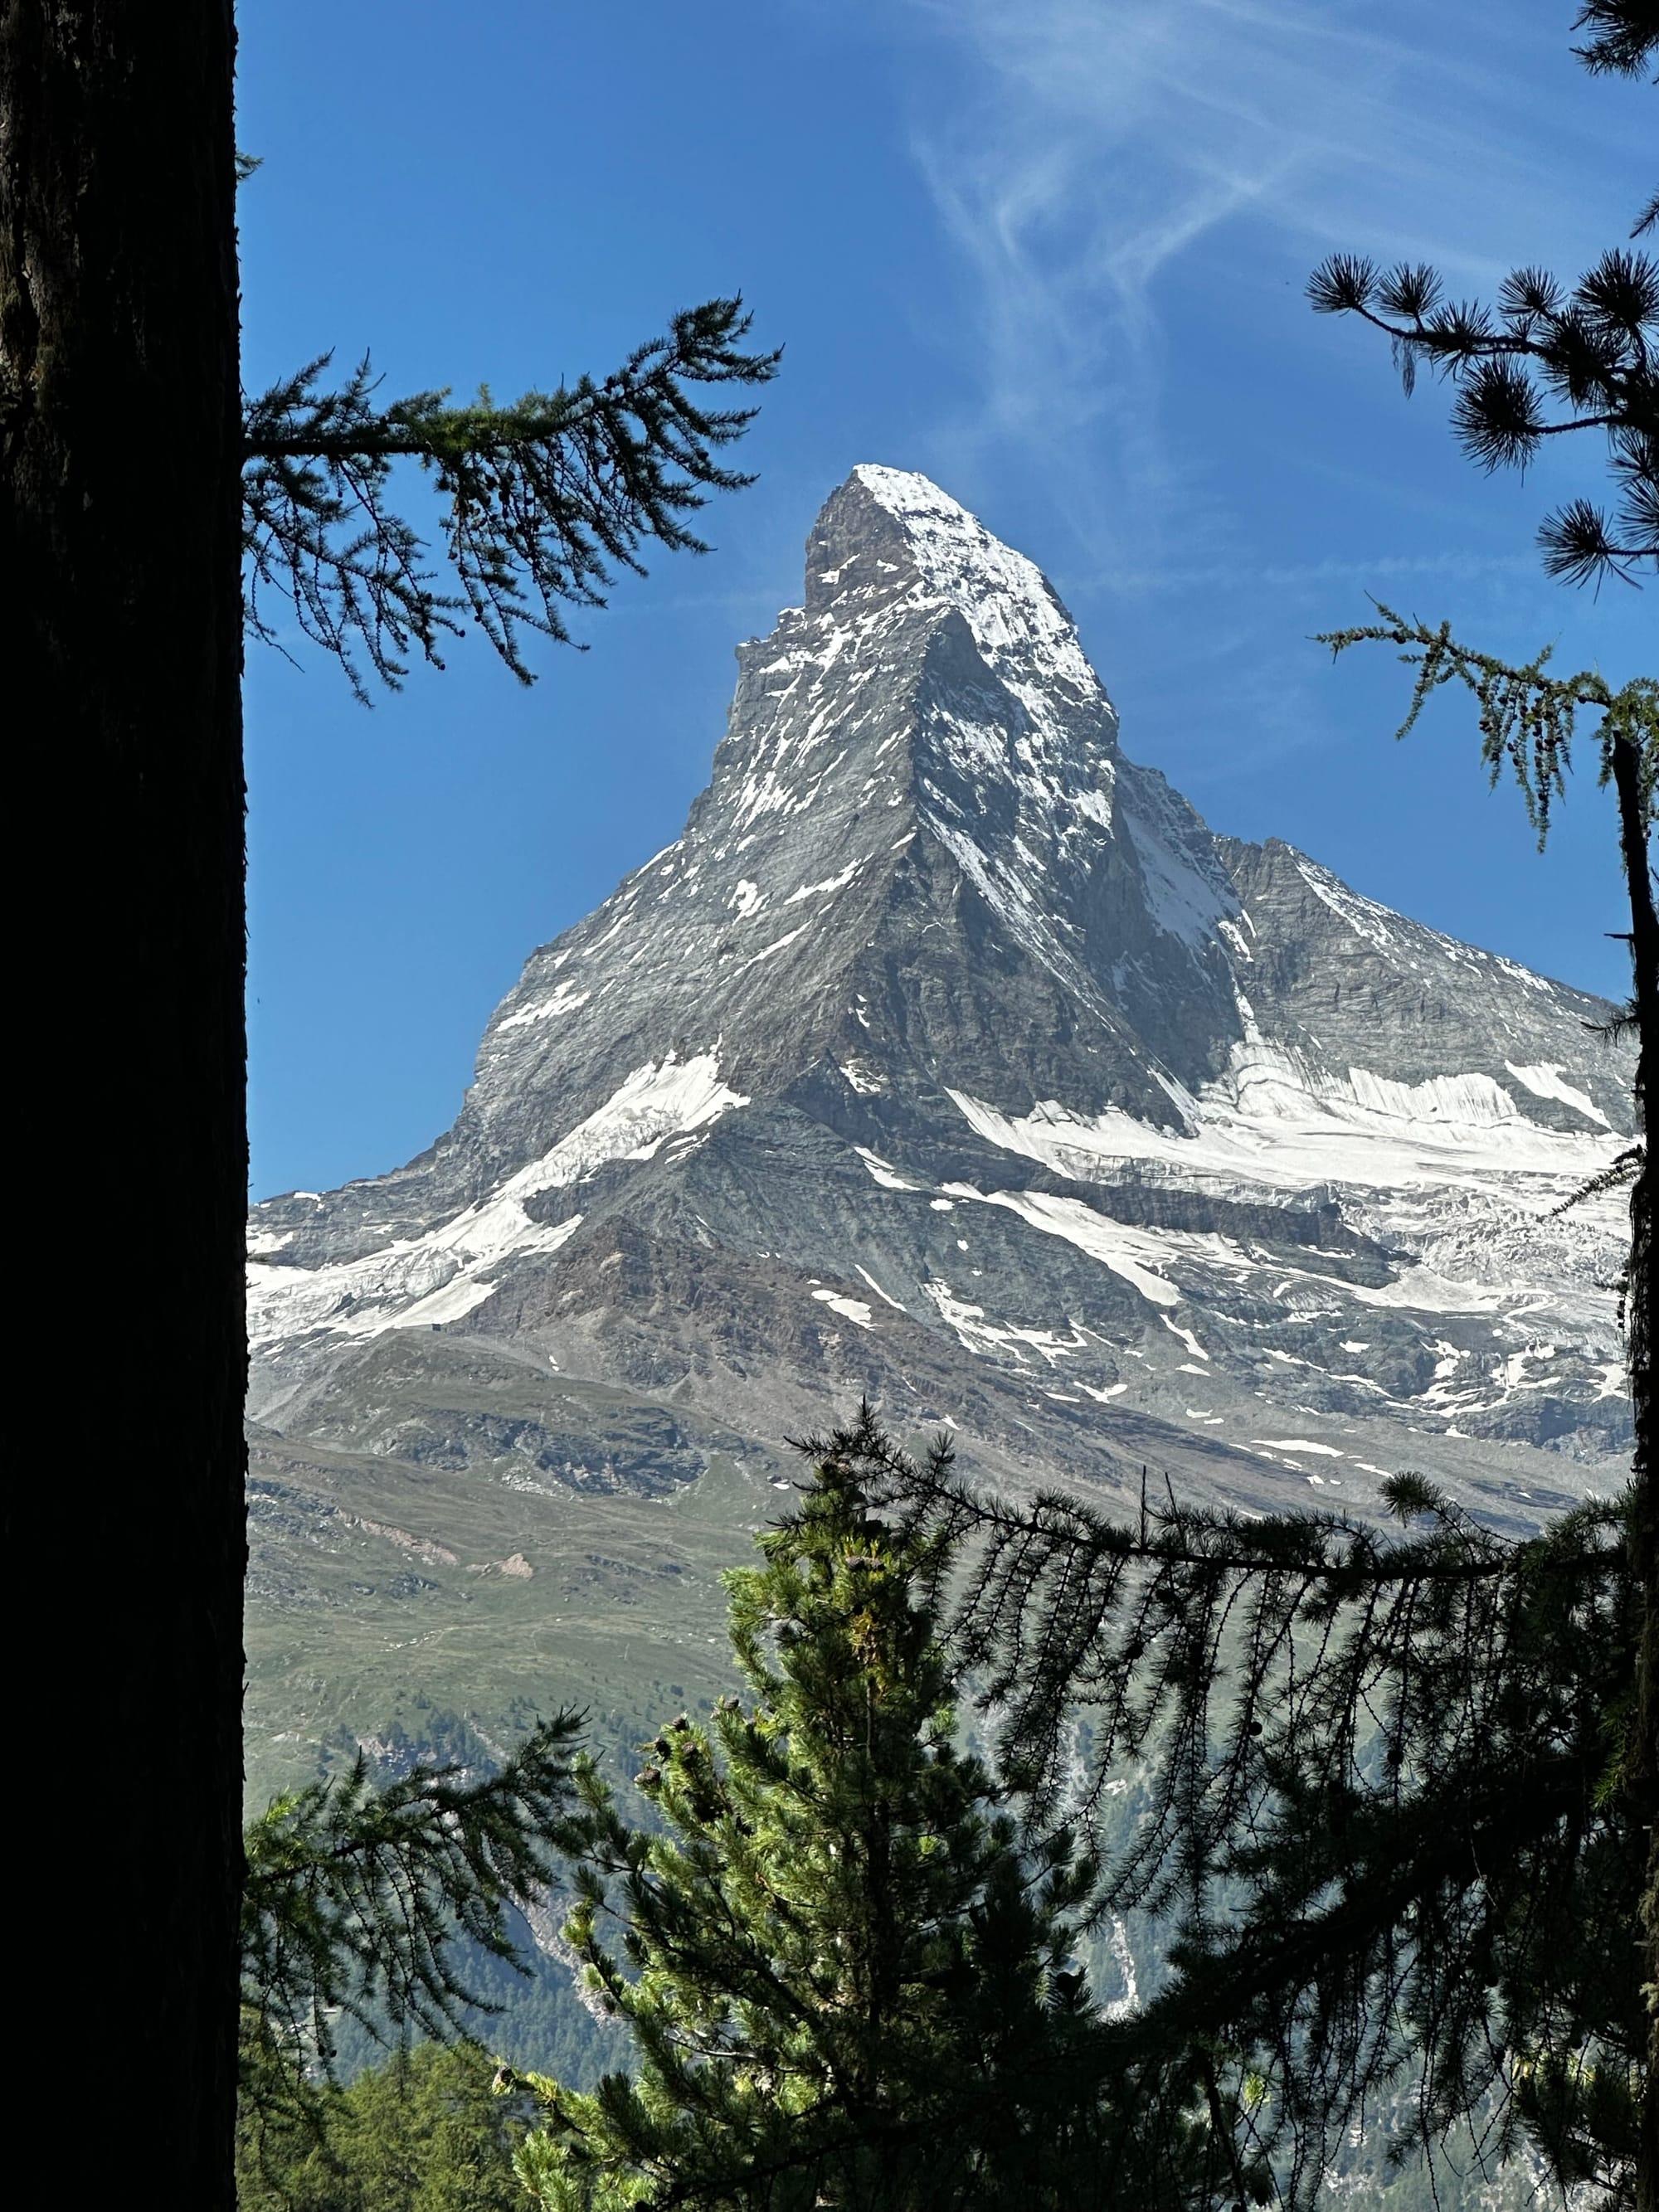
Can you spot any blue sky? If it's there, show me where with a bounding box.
[239,0,1652,1200]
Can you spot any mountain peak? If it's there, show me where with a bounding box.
[241,469,1637,1827]
[801,466,1101,713]
[247,466,1633,1586]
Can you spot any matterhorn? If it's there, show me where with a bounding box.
[244,467,1632,1777]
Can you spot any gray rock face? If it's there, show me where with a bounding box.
[250,465,1633,1528]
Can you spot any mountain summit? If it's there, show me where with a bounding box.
[250,468,1632,1596]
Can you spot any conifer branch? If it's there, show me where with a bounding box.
[1554,1142,1646,1215]
[241,298,779,698]
[1315,607,1658,848]
[881,1418,1637,2200]
[241,1712,582,2088]
[1571,0,1659,79]
[1306,241,1657,586]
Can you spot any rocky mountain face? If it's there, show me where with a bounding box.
[246,465,1632,1793]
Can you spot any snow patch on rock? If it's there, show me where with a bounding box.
[249,1054,747,1346]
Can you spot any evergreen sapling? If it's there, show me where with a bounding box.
[504,1417,1240,2210]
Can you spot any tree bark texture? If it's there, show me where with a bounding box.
[1611,733,1659,2212]
[1,7,245,2203]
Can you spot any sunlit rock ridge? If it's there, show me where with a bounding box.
[250,464,1633,1528]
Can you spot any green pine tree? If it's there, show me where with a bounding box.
[239,1710,582,2171]
[504,1412,1248,2212]
[237,2039,534,2212]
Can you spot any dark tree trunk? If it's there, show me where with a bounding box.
[2,7,245,2203]
[1611,734,1659,2212]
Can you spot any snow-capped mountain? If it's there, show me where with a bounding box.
[249,464,1632,1535]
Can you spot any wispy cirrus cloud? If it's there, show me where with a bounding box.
[1085,547,1540,598]
[885,0,1647,580]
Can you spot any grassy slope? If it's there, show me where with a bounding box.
[246,1437,794,1811]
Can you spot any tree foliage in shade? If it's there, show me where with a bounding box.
[239,1712,582,2161]
[1300,28,1658,2201]
[1306,6,1656,589]
[241,297,779,698]
[881,1421,1639,2205]
[504,1413,1263,2212]
[237,2040,535,2212]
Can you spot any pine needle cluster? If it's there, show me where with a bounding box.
[240,1712,582,2142]
[241,298,779,697]
[883,1432,1640,2202]
[1307,7,1657,591]
[1305,244,1657,586]
[1573,1,1659,84]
